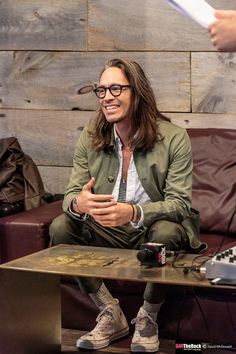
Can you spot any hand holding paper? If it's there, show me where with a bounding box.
[209,10,236,51]
[166,0,217,28]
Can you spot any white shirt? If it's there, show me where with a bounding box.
[113,129,151,228]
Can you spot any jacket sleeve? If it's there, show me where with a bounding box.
[62,127,91,212]
[141,128,193,227]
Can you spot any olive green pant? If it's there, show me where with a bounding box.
[49,212,189,303]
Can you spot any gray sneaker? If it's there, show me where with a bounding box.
[131,307,159,353]
[76,299,129,350]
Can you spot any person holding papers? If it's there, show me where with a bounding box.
[165,1,236,52]
[209,10,236,52]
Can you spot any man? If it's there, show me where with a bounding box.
[50,58,204,353]
[209,10,236,52]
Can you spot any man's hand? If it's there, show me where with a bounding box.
[73,177,133,226]
[209,10,236,52]
[73,177,117,215]
[90,202,134,227]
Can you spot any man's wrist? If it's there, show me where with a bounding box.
[71,197,84,215]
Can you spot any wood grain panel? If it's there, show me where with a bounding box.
[0,0,87,50]
[88,0,221,51]
[89,0,236,51]
[169,113,236,129]
[38,166,71,194]
[0,109,95,166]
[2,108,235,168]
[192,52,236,113]
[0,51,190,112]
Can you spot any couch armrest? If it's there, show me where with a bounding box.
[0,201,63,263]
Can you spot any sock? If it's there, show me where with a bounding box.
[142,300,164,322]
[89,282,116,310]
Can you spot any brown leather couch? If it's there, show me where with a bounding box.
[1,128,236,346]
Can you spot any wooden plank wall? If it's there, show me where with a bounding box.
[0,0,236,194]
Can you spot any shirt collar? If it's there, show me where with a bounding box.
[113,126,122,149]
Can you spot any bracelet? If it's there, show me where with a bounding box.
[130,204,135,221]
[132,204,141,223]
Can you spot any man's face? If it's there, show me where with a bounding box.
[98,67,132,124]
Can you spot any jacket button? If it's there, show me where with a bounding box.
[108,176,114,183]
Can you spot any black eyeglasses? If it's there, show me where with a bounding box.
[93,84,131,99]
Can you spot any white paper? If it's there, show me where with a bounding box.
[166,0,217,28]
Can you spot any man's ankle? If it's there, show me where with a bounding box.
[89,282,116,310]
[142,300,164,321]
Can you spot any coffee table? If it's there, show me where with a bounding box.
[0,244,232,354]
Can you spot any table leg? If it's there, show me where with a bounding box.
[0,269,61,354]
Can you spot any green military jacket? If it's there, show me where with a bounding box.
[63,119,206,253]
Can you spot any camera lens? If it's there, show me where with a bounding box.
[137,248,155,263]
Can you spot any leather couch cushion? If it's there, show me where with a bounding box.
[188,129,236,235]
[200,233,236,255]
[0,200,62,263]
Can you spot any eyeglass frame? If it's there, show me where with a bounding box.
[93,84,131,99]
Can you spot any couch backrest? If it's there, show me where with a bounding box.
[187,129,236,235]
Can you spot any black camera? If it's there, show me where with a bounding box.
[137,243,166,267]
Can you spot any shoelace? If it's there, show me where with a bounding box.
[91,307,114,334]
[131,313,158,337]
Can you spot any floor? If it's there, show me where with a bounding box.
[61,329,236,354]
[61,329,175,353]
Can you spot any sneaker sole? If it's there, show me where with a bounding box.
[131,340,160,353]
[76,326,129,350]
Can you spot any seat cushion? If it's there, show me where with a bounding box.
[188,128,236,235]
[0,201,62,263]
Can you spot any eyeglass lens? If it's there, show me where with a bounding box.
[94,85,129,98]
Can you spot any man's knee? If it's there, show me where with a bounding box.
[49,213,71,246]
[146,220,187,250]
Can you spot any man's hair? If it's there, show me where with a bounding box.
[91,58,170,152]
